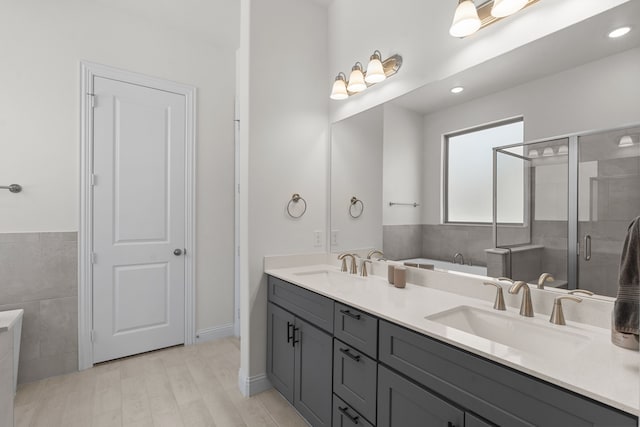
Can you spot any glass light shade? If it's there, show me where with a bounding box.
[347,65,366,93]
[365,55,386,84]
[619,135,634,147]
[528,148,539,158]
[449,0,481,38]
[491,0,527,18]
[557,145,568,155]
[542,147,554,157]
[330,76,348,100]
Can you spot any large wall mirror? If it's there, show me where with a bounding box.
[330,1,640,296]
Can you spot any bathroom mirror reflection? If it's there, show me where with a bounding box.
[329,2,640,297]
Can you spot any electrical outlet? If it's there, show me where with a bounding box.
[331,230,339,246]
[313,230,323,247]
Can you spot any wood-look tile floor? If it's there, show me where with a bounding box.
[14,337,309,427]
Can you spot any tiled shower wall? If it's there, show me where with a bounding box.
[0,232,78,383]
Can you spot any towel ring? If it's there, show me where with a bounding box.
[287,193,307,218]
[349,196,364,218]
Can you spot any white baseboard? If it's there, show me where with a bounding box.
[195,323,234,343]
[238,369,272,397]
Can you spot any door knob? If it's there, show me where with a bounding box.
[173,248,183,256]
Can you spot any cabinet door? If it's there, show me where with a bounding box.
[267,302,295,403]
[294,317,332,427]
[378,365,464,427]
[333,339,377,423]
[334,394,375,427]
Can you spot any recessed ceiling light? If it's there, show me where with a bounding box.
[450,86,464,94]
[608,26,631,38]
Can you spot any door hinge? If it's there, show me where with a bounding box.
[91,252,97,264]
[90,330,96,342]
[237,246,240,257]
[87,92,95,108]
[90,174,97,186]
[237,183,240,194]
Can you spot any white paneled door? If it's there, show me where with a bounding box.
[92,76,186,363]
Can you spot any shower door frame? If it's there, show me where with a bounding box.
[493,123,640,290]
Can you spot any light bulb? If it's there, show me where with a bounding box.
[542,147,554,157]
[450,86,464,94]
[330,74,348,100]
[491,0,527,18]
[449,0,481,38]
[528,149,538,158]
[347,63,366,93]
[557,145,568,155]
[365,52,386,84]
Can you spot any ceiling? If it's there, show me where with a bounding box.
[391,1,640,115]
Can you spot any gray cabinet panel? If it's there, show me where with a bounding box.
[466,413,496,427]
[379,320,636,427]
[269,276,334,333]
[334,302,378,358]
[333,394,375,427]
[295,317,333,427]
[267,302,295,403]
[378,364,464,427]
[333,339,377,424]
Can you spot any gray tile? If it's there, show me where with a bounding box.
[0,232,40,243]
[0,301,40,363]
[18,351,78,384]
[383,225,422,260]
[40,297,78,358]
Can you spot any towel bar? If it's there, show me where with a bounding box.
[0,184,22,193]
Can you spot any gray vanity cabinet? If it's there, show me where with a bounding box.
[267,276,334,427]
[333,339,377,423]
[378,364,464,427]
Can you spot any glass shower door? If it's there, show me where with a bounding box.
[576,126,640,296]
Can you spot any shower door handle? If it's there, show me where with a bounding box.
[583,235,591,261]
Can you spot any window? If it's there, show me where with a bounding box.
[445,118,524,224]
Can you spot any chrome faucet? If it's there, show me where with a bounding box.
[453,252,465,265]
[509,281,534,317]
[367,249,385,260]
[537,273,554,289]
[549,296,582,325]
[337,253,358,274]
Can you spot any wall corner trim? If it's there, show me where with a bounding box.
[237,370,272,397]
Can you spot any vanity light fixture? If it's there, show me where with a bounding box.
[557,145,568,155]
[449,0,539,38]
[450,86,465,94]
[528,148,539,158]
[608,26,631,39]
[330,51,403,100]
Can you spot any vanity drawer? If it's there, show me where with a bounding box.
[333,394,374,427]
[267,275,334,333]
[334,302,378,358]
[379,320,637,427]
[333,339,377,424]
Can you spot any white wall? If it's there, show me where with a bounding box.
[240,0,329,388]
[328,0,630,122]
[331,106,383,252]
[383,103,424,226]
[422,48,640,224]
[0,1,238,332]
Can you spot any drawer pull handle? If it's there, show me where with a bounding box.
[292,326,300,346]
[340,309,361,320]
[286,322,294,343]
[339,347,361,362]
[338,406,359,424]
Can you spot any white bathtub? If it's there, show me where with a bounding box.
[1,309,23,427]
[400,258,488,276]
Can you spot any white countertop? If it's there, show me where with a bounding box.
[265,263,639,416]
[0,309,23,333]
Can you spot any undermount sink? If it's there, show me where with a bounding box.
[426,305,590,359]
